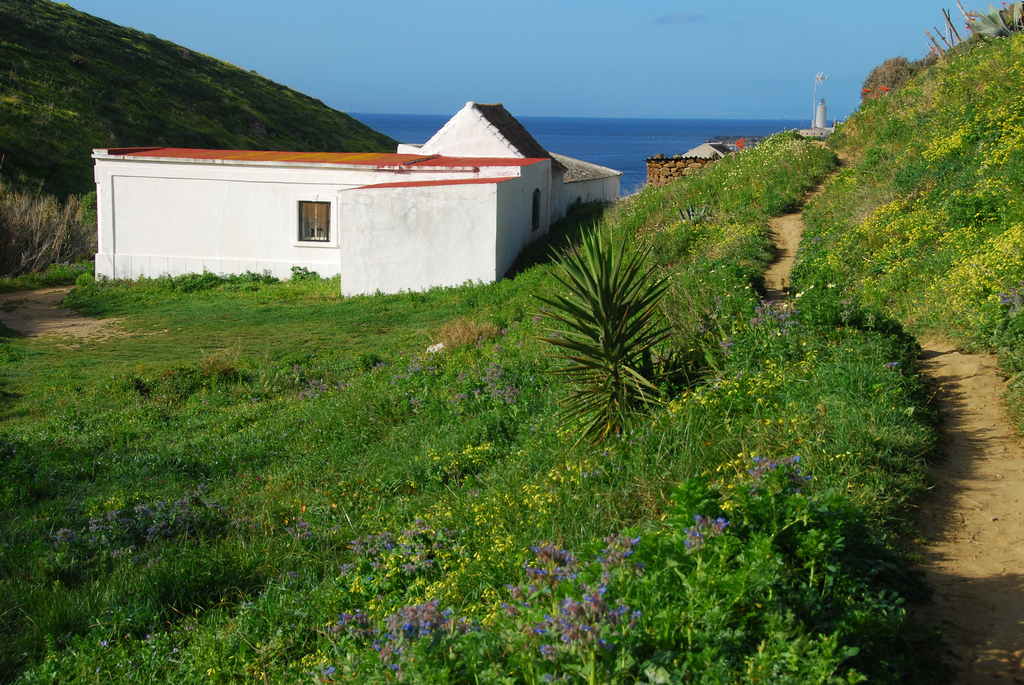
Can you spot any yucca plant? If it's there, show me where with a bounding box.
[536,229,671,444]
[960,1,1023,38]
[679,203,713,224]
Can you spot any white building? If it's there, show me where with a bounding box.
[93,102,620,296]
[680,142,733,161]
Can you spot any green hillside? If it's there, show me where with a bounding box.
[0,0,396,197]
[2,138,939,681]
[795,30,1024,433]
[5,12,1024,685]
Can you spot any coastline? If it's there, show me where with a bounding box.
[352,113,799,194]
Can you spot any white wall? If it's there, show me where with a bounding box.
[93,154,524,282]
[340,182,500,296]
[105,174,343,280]
[93,152,550,295]
[495,161,551,278]
[550,170,566,223]
[563,176,621,211]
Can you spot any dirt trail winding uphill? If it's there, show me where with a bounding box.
[762,166,1024,682]
[763,183,827,301]
[913,343,1024,684]
[763,211,805,301]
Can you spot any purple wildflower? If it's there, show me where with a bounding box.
[684,514,730,551]
[525,544,578,587]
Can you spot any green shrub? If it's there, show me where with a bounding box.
[0,259,94,293]
[860,55,937,102]
[536,230,669,442]
[290,265,320,283]
[0,182,96,278]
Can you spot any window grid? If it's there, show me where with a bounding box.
[299,201,330,242]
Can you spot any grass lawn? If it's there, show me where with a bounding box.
[1,136,940,684]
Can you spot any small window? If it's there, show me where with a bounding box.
[531,189,541,231]
[298,201,330,242]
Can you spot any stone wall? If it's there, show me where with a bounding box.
[645,154,714,186]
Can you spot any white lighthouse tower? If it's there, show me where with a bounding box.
[815,99,827,129]
[800,73,835,138]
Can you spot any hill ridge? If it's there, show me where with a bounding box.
[0,0,396,196]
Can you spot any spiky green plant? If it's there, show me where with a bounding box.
[536,229,671,443]
[679,203,713,224]
[961,1,1023,38]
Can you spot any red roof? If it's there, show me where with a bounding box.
[99,147,544,169]
[357,177,514,190]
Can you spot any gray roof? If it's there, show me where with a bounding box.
[550,153,621,183]
[680,142,733,160]
[474,103,567,173]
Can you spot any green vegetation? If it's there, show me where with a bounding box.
[0,258,92,294]
[860,55,937,102]
[0,0,396,197]
[5,8,1024,681]
[796,30,1024,436]
[0,182,95,278]
[1,132,946,683]
[963,2,1023,38]
[536,230,669,443]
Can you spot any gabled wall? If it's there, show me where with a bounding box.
[419,102,521,158]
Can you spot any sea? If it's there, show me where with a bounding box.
[351,113,801,196]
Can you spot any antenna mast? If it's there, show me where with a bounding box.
[813,72,830,127]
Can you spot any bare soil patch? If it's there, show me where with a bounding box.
[0,286,122,341]
[913,340,1024,684]
[763,211,804,301]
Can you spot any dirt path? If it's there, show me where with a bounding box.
[763,170,833,301]
[763,211,803,301]
[0,286,122,340]
[913,341,1024,683]
[763,160,1024,681]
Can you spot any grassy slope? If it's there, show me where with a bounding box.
[793,32,1024,434]
[0,136,943,683]
[0,0,396,197]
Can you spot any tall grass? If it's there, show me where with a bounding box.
[0,182,96,278]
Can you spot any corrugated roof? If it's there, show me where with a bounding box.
[473,103,567,174]
[355,177,514,190]
[97,148,546,169]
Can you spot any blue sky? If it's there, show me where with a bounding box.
[64,0,961,121]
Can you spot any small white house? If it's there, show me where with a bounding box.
[680,142,733,161]
[93,102,620,295]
